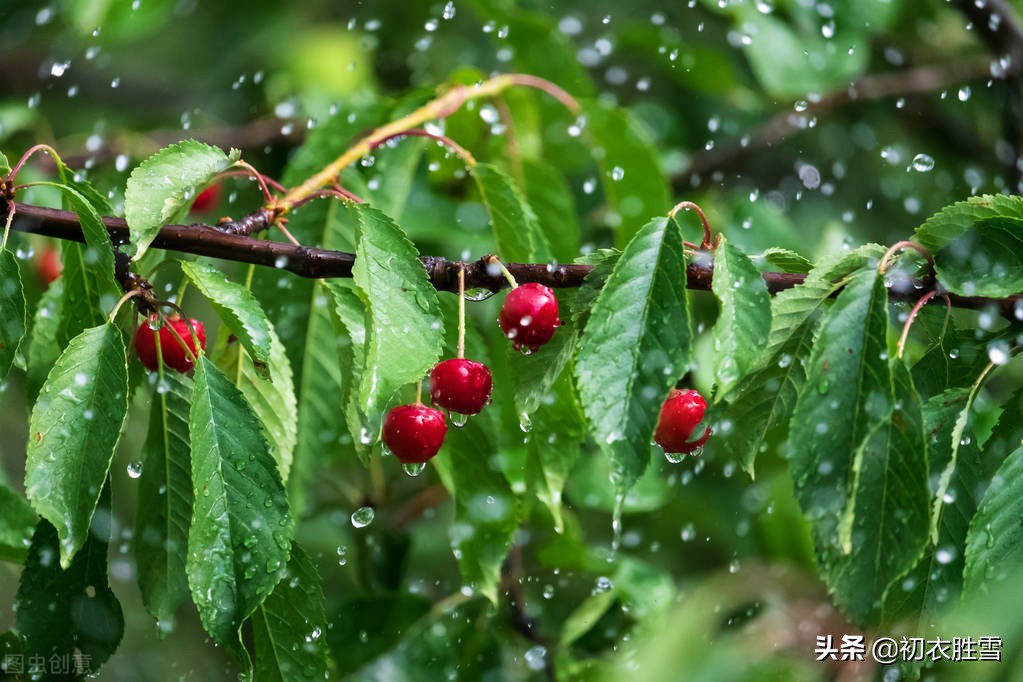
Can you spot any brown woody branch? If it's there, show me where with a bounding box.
[5,201,1023,319]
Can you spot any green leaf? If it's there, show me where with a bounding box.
[432,418,520,605]
[913,194,1023,297]
[963,445,1023,598]
[235,324,298,482]
[883,389,981,626]
[473,162,552,263]
[710,238,771,396]
[0,250,27,379]
[125,140,240,260]
[187,356,293,649]
[521,159,581,262]
[134,370,193,636]
[181,259,274,371]
[326,593,432,677]
[788,270,930,624]
[15,493,124,676]
[0,484,36,562]
[34,181,117,290]
[509,309,577,417]
[560,589,617,649]
[583,100,671,247]
[0,150,9,175]
[571,248,621,327]
[25,278,64,403]
[252,544,330,682]
[24,323,128,567]
[525,370,585,532]
[352,204,444,439]
[720,244,885,477]
[757,247,814,274]
[327,279,374,463]
[55,240,115,357]
[729,7,869,97]
[575,217,690,495]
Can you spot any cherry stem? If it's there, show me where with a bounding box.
[217,167,287,194]
[8,144,62,184]
[155,301,202,364]
[1,199,15,251]
[503,74,581,114]
[275,219,302,247]
[457,266,466,359]
[372,129,477,168]
[667,201,714,249]
[896,289,947,359]
[290,186,365,211]
[878,240,935,275]
[233,160,275,203]
[415,381,423,405]
[107,288,144,323]
[488,255,519,288]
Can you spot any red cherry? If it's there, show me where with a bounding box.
[36,247,62,286]
[499,282,561,353]
[654,388,711,454]
[430,358,492,416]
[191,184,221,213]
[382,404,447,464]
[134,315,207,373]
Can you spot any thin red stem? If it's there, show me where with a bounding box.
[371,129,477,167]
[668,201,714,249]
[878,240,935,275]
[8,144,61,183]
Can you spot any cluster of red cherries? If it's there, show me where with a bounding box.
[104,245,707,469]
[382,282,563,468]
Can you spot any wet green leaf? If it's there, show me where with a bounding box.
[788,269,930,625]
[575,217,690,496]
[0,484,36,563]
[187,357,292,650]
[15,492,123,676]
[252,544,330,682]
[135,370,193,636]
[721,245,885,477]
[181,259,274,371]
[25,323,128,567]
[125,140,239,260]
[913,194,1023,297]
[964,445,1023,598]
[0,250,27,379]
[351,204,443,442]
[711,237,771,396]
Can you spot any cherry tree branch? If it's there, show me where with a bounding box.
[6,200,1023,319]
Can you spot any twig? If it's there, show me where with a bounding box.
[6,199,1023,319]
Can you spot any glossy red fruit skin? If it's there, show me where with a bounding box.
[654,388,711,454]
[134,316,207,373]
[430,358,493,415]
[383,404,448,464]
[499,282,561,353]
[37,247,62,286]
[191,184,221,213]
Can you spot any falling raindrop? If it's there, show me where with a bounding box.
[350,506,375,528]
[910,153,935,173]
